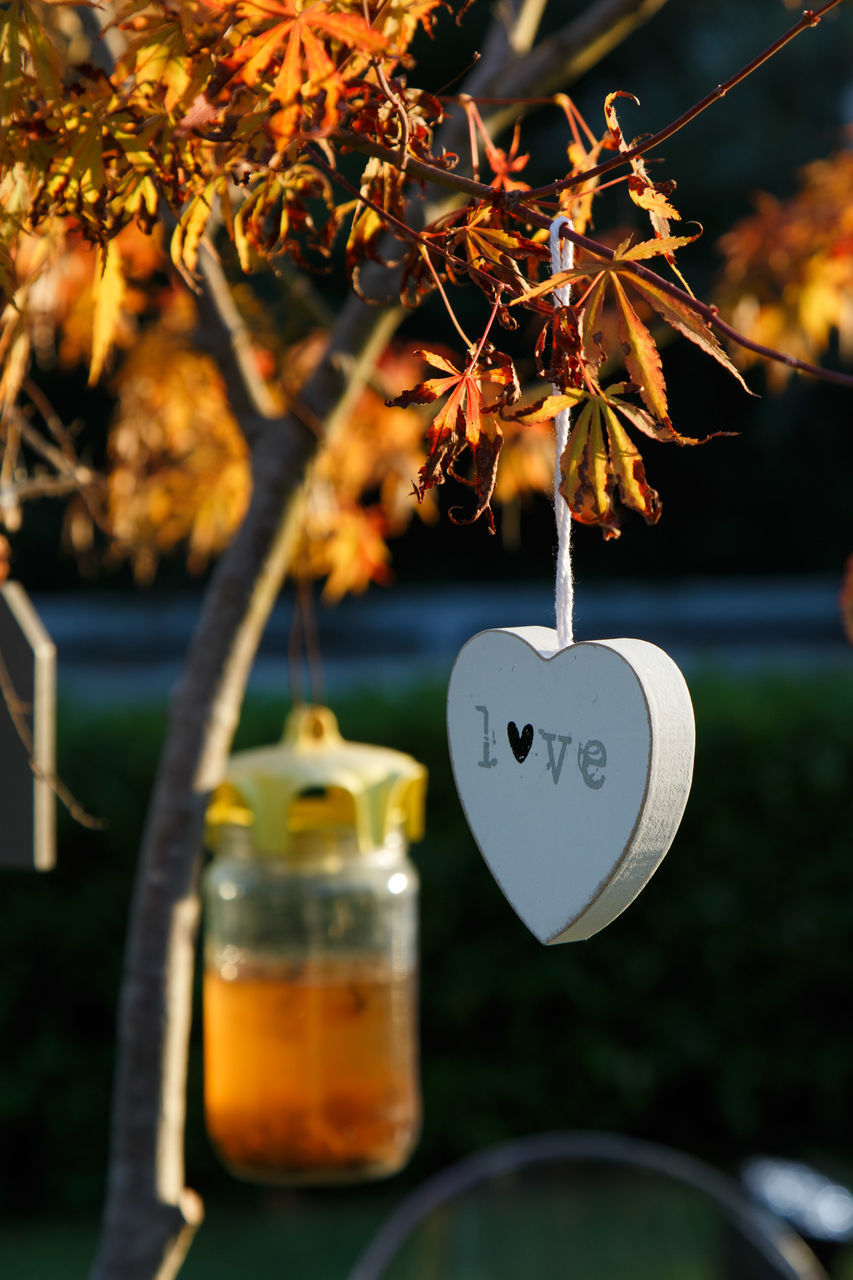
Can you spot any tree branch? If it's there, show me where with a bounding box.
[552,224,853,389]
[520,0,848,200]
[194,245,282,426]
[15,417,98,490]
[333,113,853,391]
[494,0,670,94]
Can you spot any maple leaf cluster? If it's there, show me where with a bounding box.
[0,0,848,594]
[717,149,853,390]
[46,229,437,593]
[286,337,442,598]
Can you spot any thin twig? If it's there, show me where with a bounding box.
[17,418,97,487]
[469,287,504,365]
[287,581,306,706]
[311,149,514,295]
[299,576,325,707]
[4,401,115,543]
[417,245,473,347]
[23,378,80,463]
[361,0,411,173]
[2,474,89,501]
[520,0,847,201]
[0,646,104,830]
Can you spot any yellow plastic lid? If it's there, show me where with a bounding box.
[206,704,427,856]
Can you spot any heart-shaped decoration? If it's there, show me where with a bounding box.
[447,626,695,944]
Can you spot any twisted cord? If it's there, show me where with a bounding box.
[549,216,575,648]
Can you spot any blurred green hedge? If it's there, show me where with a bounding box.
[2,667,853,1217]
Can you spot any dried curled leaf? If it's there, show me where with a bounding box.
[345,156,406,291]
[232,166,338,271]
[510,382,730,538]
[561,390,660,538]
[604,91,680,247]
[389,344,520,530]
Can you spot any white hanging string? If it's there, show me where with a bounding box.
[549,216,575,648]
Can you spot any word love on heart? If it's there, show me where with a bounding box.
[478,707,608,791]
[447,626,695,945]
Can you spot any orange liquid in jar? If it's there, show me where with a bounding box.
[204,954,419,1183]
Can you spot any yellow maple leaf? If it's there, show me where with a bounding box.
[89,239,125,385]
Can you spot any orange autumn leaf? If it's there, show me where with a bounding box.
[389,344,520,529]
[510,382,732,538]
[445,207,544,284]
[717,149,853,388]
[89,238,126,385]
[103,320,252,582]
[482,121,530,193]
[515,234,752,421]
[604,91,680,246]
[610,273,668,423]
[557,390,660,537]
[295,501,394,600]
[213,0,388,130]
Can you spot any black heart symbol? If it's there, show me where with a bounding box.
[507,721,534,763]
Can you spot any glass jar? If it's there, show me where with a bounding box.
[202,705,426,1186]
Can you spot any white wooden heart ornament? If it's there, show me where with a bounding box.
[447,626,695,944]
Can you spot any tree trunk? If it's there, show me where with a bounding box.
[88,301,401,1280]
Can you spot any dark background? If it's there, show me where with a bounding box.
[3,670,853,1221]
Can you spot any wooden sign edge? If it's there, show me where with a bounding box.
[1,582,57,871]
